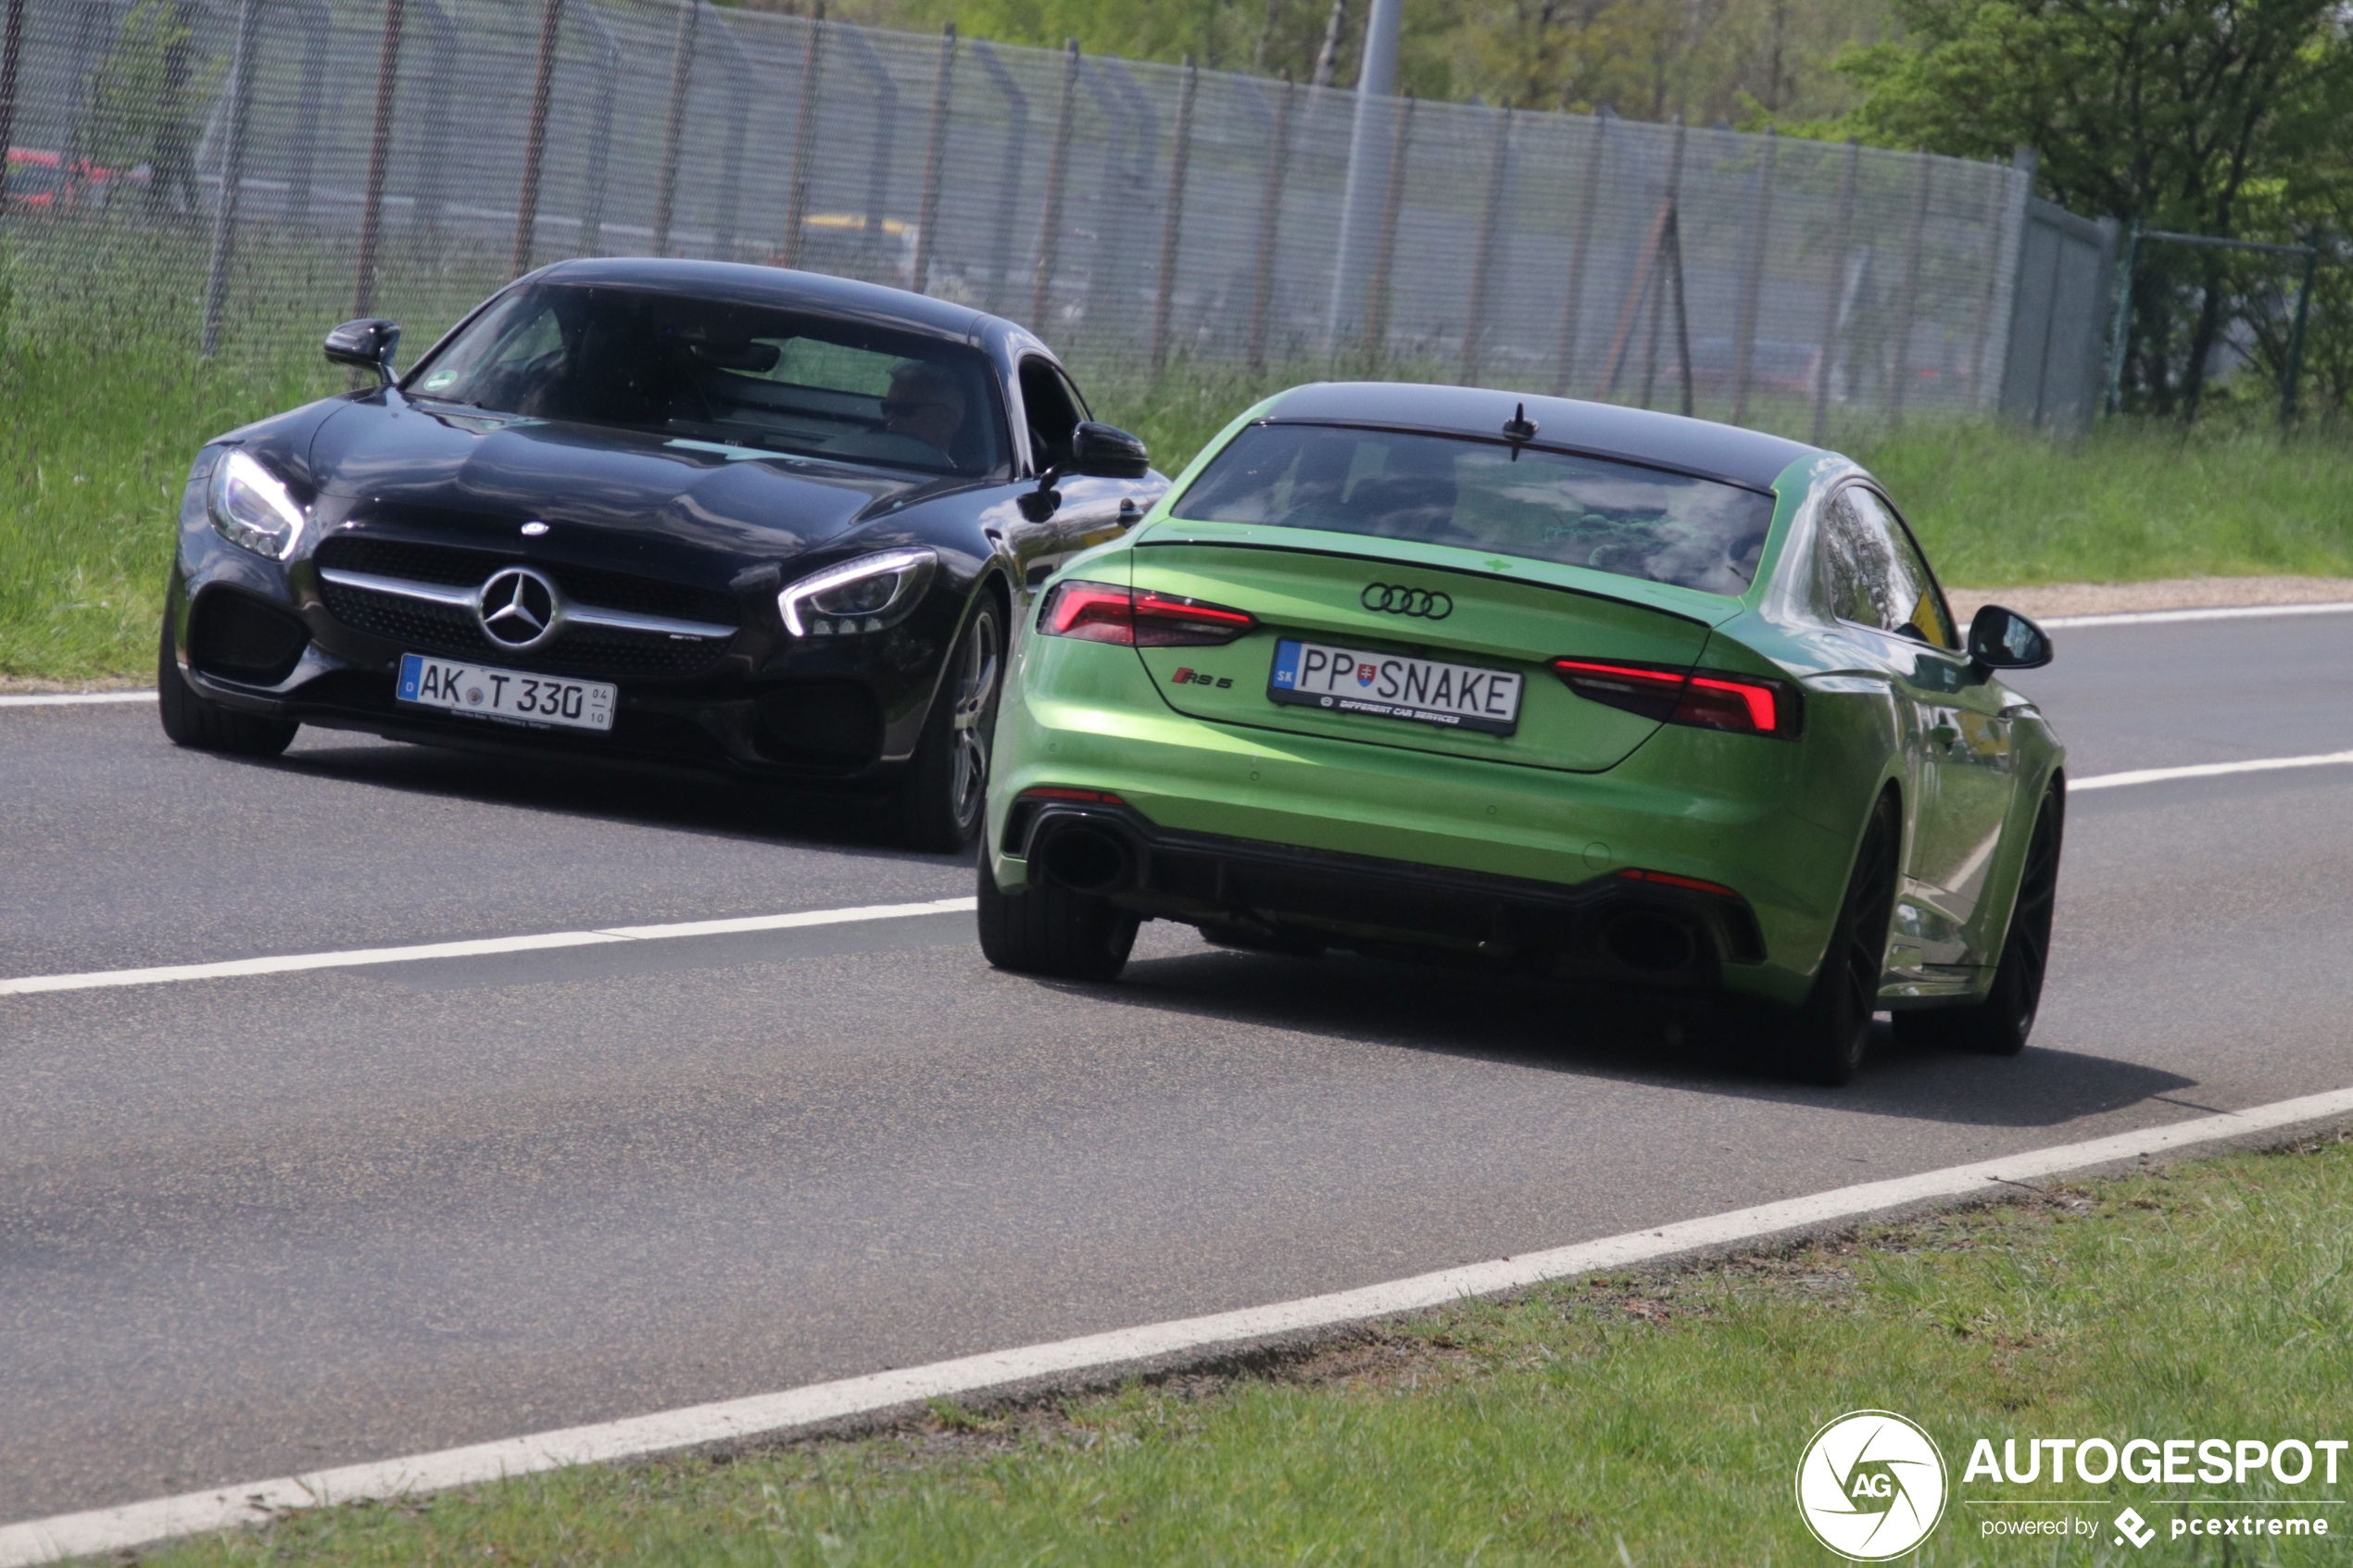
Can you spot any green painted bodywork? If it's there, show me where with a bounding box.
[988,395,2065,1010]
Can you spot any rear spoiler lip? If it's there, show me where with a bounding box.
[1128,532,1734,633]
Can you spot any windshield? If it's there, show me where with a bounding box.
[406,283,1008,477]
[1170,423,1776,595]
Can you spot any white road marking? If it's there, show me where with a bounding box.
[5,1084,2349,1567]
[0,898,978,997]
[2042,600,2353,629]
[0,690,154,708]
[2073,750,2353,793]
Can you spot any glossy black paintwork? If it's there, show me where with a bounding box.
[170,261,1167,786]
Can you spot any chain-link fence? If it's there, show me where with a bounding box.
[1,0,2074,437]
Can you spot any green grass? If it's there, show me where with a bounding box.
[138,1134,2353,1567]
[8,226,2353,681]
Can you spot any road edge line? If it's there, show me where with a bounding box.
[2041,601,2353,629]
[2072,750,2353,793]
[0,899,979,997]
[7,1085,2351,1566]
[0,691,156,708]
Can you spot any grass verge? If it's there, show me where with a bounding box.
[133,1131,2353,1567]
[8,228,2353,680]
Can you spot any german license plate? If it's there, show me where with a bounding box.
[396,652,616,733]
[1267,638,1523,736]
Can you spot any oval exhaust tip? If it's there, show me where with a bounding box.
[1037,827,1130,897]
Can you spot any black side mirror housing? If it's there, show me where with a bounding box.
[324,318,401,386]
[1067,421,1151,479]
[1967,603,2053,671]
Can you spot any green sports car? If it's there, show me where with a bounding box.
[975,383,2063,1084]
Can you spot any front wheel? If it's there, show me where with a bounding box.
[156,608,298,759]
[975,852,1139,982]
[1774,789,1899,1086]
[1896,780,2063,1058]
[896,598,1003,853]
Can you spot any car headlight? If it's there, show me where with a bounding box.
[779,547,937,637]
[208,448,307,560]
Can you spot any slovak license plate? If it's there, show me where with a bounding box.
[396,652,616,733]
[1267,638,1523,736]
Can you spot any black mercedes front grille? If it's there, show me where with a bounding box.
[318,582,731,680]
[313,533,742,681]
[314,536,740,625]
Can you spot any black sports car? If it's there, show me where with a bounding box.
[158,259,1166,848]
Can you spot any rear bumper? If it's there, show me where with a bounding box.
[989,638,1857,1005]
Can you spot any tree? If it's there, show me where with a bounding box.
[1838,0,2353,413]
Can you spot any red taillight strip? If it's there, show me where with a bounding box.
[1617,867,1741,897]
[1549,656,1797,738]
[1038,580,1256,647]
[1020,786,1125,805]
[1132,590,1254,632]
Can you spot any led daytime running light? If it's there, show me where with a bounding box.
[208,448,308,561]
[779,546,937,637]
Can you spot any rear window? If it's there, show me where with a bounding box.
[1170,423,1776,595]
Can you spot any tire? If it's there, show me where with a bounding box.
[156,608,299,759]
[1775,789,1900,1085]
[975,847,1139,982]
[897,597,1003,853]
[1896,781,2064,1058]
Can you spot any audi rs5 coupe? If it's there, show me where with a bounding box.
[980,384,2064,1084]
[159,259,1164,848]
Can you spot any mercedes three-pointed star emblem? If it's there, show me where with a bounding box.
[476,566,562,650]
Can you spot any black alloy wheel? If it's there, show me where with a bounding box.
[155,609,299,759]
[898,599,1003,853]
[1896,780,2064,1058]
[1777,789,1900,1086]
[974,848,1141,982]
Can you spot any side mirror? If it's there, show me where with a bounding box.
[324,318,401,386]
[1067,421,1150,479]
[1967,604,2053,671]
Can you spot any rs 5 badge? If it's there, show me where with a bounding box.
[1170,668,1232,688]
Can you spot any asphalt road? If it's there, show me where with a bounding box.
[6,612,2352,1524]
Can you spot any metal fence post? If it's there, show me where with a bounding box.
[1460,106,1510,384]
[1730,126,1775,426]
[1810,136,1859,445]
[777,9,826,270]
[410,0,454,233]
[1551,108,1607,396]
[971,39,1025,315]
[1031,39,1079,329]
[1360,91,1414,373]
[1247,71,1295,372]
[282,0,329,227]
[2281,233,2320,429]
[2102,219,2139,416]
[1888,153,1931,424]
[650,0,700,257]
[835,23,900,274]
[511,0,563,277]
[1639,115,1685,410]
[199,0,263,357]
[0,0,26,219]
[1150,56,1197,374]
[353,0,407,318]
[575,3,619,256]
[911,22,956,294]
[707,11,753,258]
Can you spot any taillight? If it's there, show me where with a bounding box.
[1551,658,1801,738]
[1020,786,1125,805]
[1617,867,1740,897]
[1039,581,1256,647]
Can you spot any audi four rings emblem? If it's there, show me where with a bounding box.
[1361,583,1453,619]
[476,567,562,649]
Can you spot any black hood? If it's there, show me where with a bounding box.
[299,394,972,575]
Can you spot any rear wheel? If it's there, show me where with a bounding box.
[156,608,298,759]
[1775,789,1899,1085]
[897,598,1003,853]
[1896,781,2064,1058]
[975,851,1139,982]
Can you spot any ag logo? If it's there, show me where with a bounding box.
[1794,1411,1947,1561]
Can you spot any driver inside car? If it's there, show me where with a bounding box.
[878,360,967,464]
